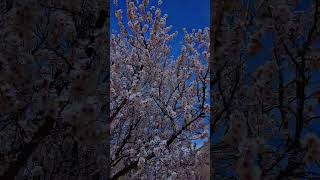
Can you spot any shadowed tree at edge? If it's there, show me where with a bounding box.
[211,0,320,179]
[0,0,109,179]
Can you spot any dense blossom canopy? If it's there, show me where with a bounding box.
[110,0,209,179]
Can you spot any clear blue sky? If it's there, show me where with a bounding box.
[161,0,210,57]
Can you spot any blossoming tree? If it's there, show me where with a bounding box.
[110,0,209,179]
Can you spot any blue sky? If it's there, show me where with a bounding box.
[110,0,210,34]
[110,0,210,57]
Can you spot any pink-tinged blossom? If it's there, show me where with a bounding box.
[110,0,209,179]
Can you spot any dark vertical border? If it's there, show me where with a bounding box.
[209,0,214,179]
[209,0,213,178]
[210,0,223,179]
[106,0,111,179]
